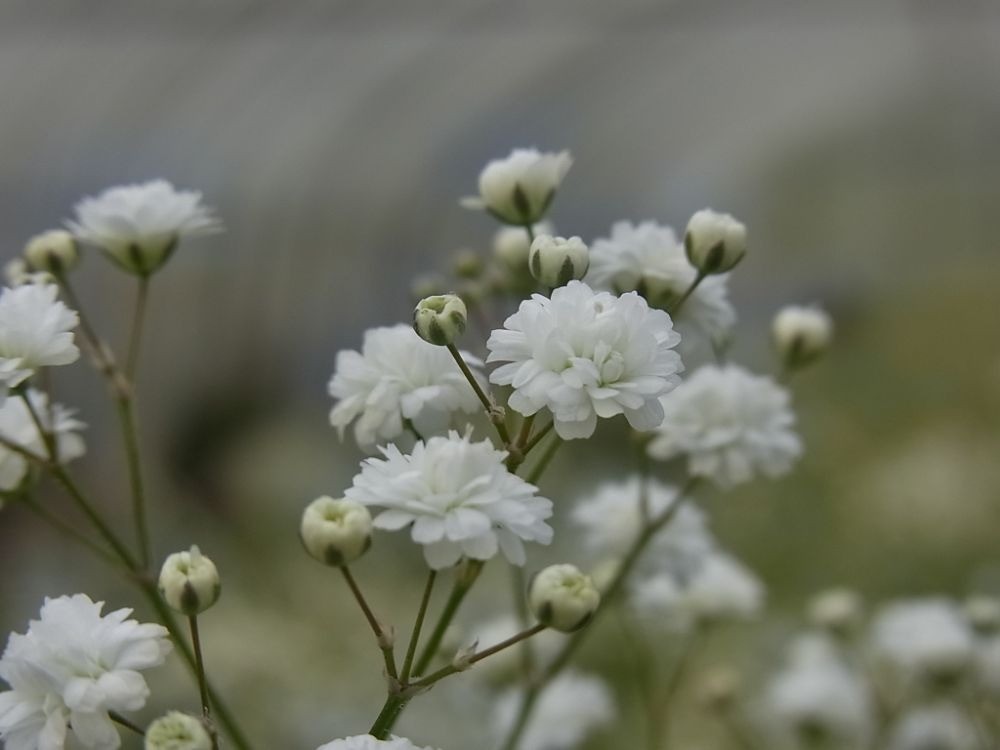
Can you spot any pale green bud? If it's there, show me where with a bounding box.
[528,235,589,288]
[452,249,484,279]
[413,294,468,346]
[529,564,600,632]
[300,496,373,566]
[773,305,833,370]
[684,209,747,275]
[145,712,212,750]
[158,546,221,616]
[24,230,79,275]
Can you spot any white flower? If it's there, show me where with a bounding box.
[871,598,974,686]
[316,736,438,750]
[493,671,614,750]
[764,635,874,747]
[887,704,979,750]
[587,220,736,363]
[528,564,601,632]
[808,588,864,637]
[0,284,79,390]
[631,550,764,630]
[487,281,682,440]
[684,209,747,274]
[493,222,553,275]
[0,594,171,750]
[24,230,79,275]
[570,477,712,572]
[648,364,801,488]
[0,388,86,491]
[461,149,572,225]
[345,431,553,569]
[773,305,834,370]
[328,325,484,449]
[68,180,220,276]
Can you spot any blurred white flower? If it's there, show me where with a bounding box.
[772,304,834,370]
[808,588,864,637]
[487,281,682,440]
[631,550,764,630]
[974,634,1000,696]
[345,431,552,569]
[329,325,484,449]
[871,599,974,687]
[0,388,85,491]
[764,635,874,748]
[68,179,221,276]
[587,220,736,362]
[493,671,614,750]
[0,594,171,750]
[648,364,801,488]
[887,704,979,750]
[570,477,712,571]
[0,283,79,390]
[493,222,553,275]
[461,148,572,225]
[316,736,438,750]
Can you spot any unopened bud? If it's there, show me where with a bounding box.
[965,595,1000,635]
[413,294,468,346]
[529,235,589,288]
[493,223,552,273]
[301,496,373,567]
[773,305,833,370]
[24,230,79,275]
[145,712,212,750]
[808,588,863,637]
[158,546,221,616]
[453,250,484,279]
[529,564,600,632]
[684,209,747,275]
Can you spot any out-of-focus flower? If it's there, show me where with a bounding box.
[145,712,212,750]
[328,325,484,449]
[413,295,467,347]
[0,283,79,391]
[346,431,552,569]
[493,671,614,750]
[461,149,572,225]
[68,180,221,276]
[587,220,735,362]
[0,594,170,750]
[887,704,979,750]
[528,235,589,288]
[487,281,682,440]
[773,305,834,371]
[648,364,801,489]
[0,388,86,491]
[871,598,974,687]
[316,736,439,750]
[493,223,553,276]
[529,565,601,632]
[684,209,747,275]
[24,230,79,275]
[964,595,1000,635]
[300,496,373,566]
[809,588,864,638]
[158,546,221,616]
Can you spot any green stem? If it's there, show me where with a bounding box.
[413,561,483,678]
[340,567,398,680]
[500,688,540,750]
[668,270,706,317]
[524,224,536,243]
[526,436,561,485]
[411,623,546,688]
[509,566,534,680]
[116,394,151,570]
[520,420,553,457]
[445,344,511,444]
[188,615,220,750]
[400,570,437,682]
[369,694,411,740]
[109,711,146,737]
[125,277,149,382]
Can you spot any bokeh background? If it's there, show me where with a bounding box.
[1,1,999,748]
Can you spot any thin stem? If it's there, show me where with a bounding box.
[616,613,660,750]
[369,694,410,740]
[125,277,150,381]
[340,567,398,680]
[521,420,553,457]
[56,275,124,389]
[411,623,546,689]
[524,224,536,243]
[509,566,534,680]
[445,343,511,444]
[109,711,145,737]
[500,689,540,750]
[668,270,707,316]
[18,492,119,567]
[116,395,151,569]
[401,570,437,682]
[526,435,561,485]
[505,414,536,472]
[188,615,220,750]
[413,561,483,678]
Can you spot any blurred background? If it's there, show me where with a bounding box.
[1,1,999,747]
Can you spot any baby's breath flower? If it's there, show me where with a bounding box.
[300,496,373,566]
[684,209,747,275]
[487,281,682,440]
[413,295,467,347]
[145,712,212,750]
[68,180,220,276]
[887,704,979,750]
[461,148,572,226]
[329,325,484,449]
[158,546,221,616]
[493,222,553,275]
[773,305,834,370]
[871,598,974,687]
[809,588,864,637]
[529,564,600,632]
[316,736,439,750]
[648,364,801,488]
[528,235,589,288]
[0,283,79,391]
[24,230,79,275]
[346,431,552,569]
[0,388,85,491]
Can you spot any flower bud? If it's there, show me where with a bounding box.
[452,250,484,280]
[528,235,589,288]
[773,305,833,370]
[462,148,572,225]
[301,496,373,566]
[158,546,221,616]
[24,230,79,275]
[684,209,747,275]
[529,564,600,632]
[413,294,468,347]
[145,712,212,750]
[808,588,863,637]
[493,223,552,273]
[965,595,1000,635]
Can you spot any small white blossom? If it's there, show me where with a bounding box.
[145,712,211,750]
[345,431,553,569]
[24,230,79,275]
[316,736,438,750]
[487,281,682,440]
[648,364,801,488]
[684,209,747,274]
[0,594,171,750]
[528,235,589,288]
[764,635,874,748]
[0,388,86,491]
[887,704,979,750]
[773,305,834,370]
[461,149,572,225]
[0,283,79,391]
[328,325,484,449]
[809,588,864,637]
[529,564,601,632]
[871,598,974,686]
[68,180,221,276]
[493,223,553,275]
[493,671,614,750]
[587,220,736,362]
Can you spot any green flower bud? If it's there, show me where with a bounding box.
[528,235,589,288]
[145,712,212,750]
[158,546,221,616]
[684,209,747,275]
[529,564,600,632]
[300,496,373,566]
[413,294,468,346]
